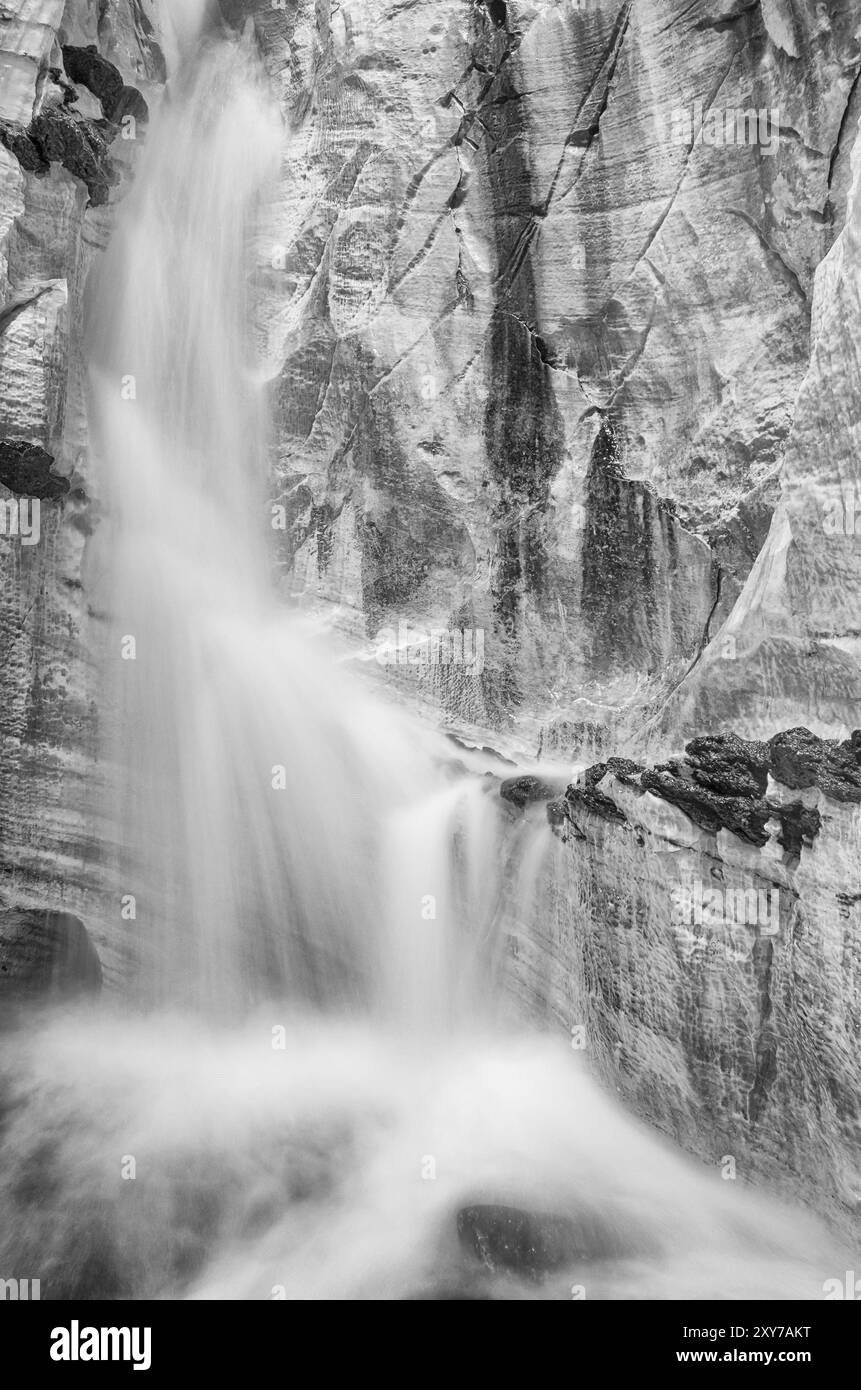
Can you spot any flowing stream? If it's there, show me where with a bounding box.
[0,11,851,1300]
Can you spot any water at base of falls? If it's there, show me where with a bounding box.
[0,1013,848,1301]
[0,14,850,1301]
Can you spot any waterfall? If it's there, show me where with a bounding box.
[0,14,852,1301]
[83,23,507,1023]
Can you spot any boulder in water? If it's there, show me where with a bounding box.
[456,1203,626,1280]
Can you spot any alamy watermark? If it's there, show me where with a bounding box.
[823,1271,861,1299]
[656,100,779,157]
[50,1322,151,1371]
[672,880,780,933]
[374,622,485,674]
[0,1277,40,1299]
[0,497,40,545]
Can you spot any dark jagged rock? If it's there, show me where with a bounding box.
[601,756,643,786]
[0,118,49,174]
[500,774,567,809]
[768,727,861,804]
[0,441,70,500]
[566,759,633,825]
[61,44,124,116]
[111,85,149,126]
[556,729,855,852]
[47,66,79,106]
[0,46,147,206]
[641,765,772,846]
[29,105,119,206]
[0,909,102,1012]
[775,802,821,858]
[456,1203,632,1278]
[61,45,148,126]
[768,727,831,790]
[685,732,770,799]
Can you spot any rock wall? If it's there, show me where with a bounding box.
[252,0,861,751]
[0,0,166,981]
[500,729,861,1228]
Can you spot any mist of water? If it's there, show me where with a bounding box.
[0,14,851,1301]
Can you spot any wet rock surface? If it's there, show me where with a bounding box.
[0,909,102,1011]
[456,1202,633,1279]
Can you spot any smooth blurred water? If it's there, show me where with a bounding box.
[0,11,850,1301]
[83,22,496,1021]
[0,1013,848,1300]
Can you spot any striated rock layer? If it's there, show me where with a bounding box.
[251,0,861,750]
[0,1,165,985]
[499,728,861,1228]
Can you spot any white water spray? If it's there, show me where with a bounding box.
[83,24,497,1022]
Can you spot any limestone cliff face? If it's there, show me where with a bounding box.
[252,0,861,750]
[0,0,166,977]
[499,730,861,1228]
[1,0,861,1230]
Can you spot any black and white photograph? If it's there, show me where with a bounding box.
[0,0,859,1347]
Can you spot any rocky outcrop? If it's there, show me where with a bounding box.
[500,772,568,808]
[61,43,150,125]
[558,728,834,851]
[0,439,69,498]
[0,36,149,206]
[501,726,861,1226]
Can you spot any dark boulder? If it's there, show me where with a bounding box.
[60,45,148,126]
[0,441,70,500]
[775,802,821,857]
[565,760,635,825]
[552,728,841,854]
[456,1202,629,1279]
[29,105,120,207]
[640,765,772,846]
[768,727,861,803]
[0,119,49,174]
[500,774,568,809]
[685,732,770,799]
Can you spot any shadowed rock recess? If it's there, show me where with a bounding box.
[2,0,861,1250]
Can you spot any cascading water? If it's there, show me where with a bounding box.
[0,11,853,1300]
[83,24,452,1020]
